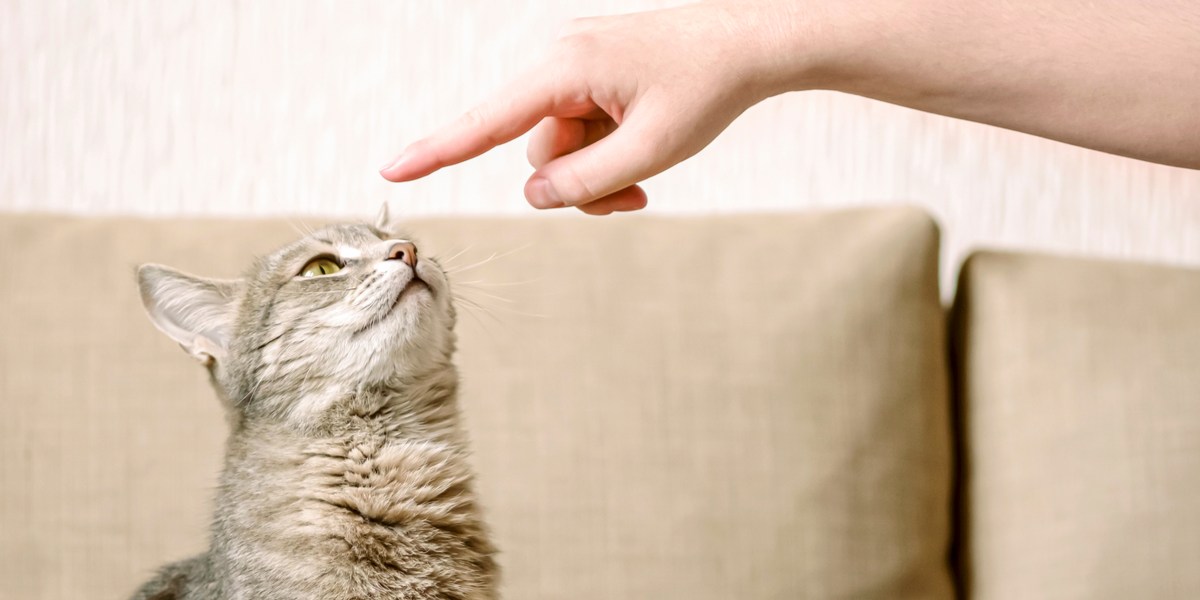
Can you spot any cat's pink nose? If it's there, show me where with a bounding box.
[386,241,417,267]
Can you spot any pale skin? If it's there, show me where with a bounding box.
[379,0,1200,215]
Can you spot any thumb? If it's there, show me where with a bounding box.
[525,117,667,208]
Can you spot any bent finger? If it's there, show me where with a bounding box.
[526,115,665,207]
[527,116,618,169]
[575,185,649,215]
[527,118,587,169]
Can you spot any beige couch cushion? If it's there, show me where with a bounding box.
[953,251,1200,599]
[0,208,953,599]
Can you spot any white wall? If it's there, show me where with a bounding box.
[4,0,1200,287]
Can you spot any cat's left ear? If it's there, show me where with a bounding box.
[374,201,393,234]
[137,264,240,366]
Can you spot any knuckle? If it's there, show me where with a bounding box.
[457,105,504,147]
[526,120,554,166]
[457,106,489,131]
[404,138,430,157]
[526,144,545,168]
[554,31,601,64]
[409,137,450,167]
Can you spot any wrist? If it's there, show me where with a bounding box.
[724,0,928,101]
[714,0,851,98]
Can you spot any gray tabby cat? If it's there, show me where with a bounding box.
[131,213,497,599]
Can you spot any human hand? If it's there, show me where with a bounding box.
[381,0,1200,211]
[379,2,801,215]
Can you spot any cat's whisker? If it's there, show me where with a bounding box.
[450,278,541,288]
[443,243,532,275]
[491,306,547,319]
[451,298,499,341]
[453,296,502,330]
[452,288,514,304]
[287,218,318,239]
[457,303,506,346]
[452,293,497,316]
[453,292,547,319]
[287,289,356,296]
[436,244,476,268]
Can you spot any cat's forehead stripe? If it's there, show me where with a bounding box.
[313,224,388,245]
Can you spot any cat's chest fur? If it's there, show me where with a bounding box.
[213,413,497,600]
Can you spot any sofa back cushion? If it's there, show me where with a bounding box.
[0,208,954,599]
[953,252,1200,599]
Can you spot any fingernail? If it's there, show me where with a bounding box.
[527,177,564,209]
[379,153,411,178]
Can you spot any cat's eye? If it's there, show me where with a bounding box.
[299,257,342,277]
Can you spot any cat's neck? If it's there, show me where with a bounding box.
[319,364,464,443]
[215,363,472,524]
[209,362,497,598]
[232,362,464,449]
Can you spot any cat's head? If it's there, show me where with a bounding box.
[137,213,455,425]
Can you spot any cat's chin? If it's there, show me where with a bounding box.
[388,278,435,315]
[399,277,430,301]
[350,277,435,338]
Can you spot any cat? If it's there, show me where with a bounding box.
[130,211,498,599]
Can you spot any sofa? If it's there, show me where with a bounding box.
[0,207,1196,599]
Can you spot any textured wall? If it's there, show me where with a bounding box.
[4,0,1200,287]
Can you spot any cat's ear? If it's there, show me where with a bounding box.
[137,264,239,365]
[374,201,393,234]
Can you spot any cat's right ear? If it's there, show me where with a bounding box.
[137,264,239,366]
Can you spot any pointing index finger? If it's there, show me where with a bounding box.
[380,73,556,182]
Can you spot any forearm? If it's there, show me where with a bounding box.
[764,0,1200,169]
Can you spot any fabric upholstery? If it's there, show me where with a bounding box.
[0,208,954,599]
[953,251,1200,599]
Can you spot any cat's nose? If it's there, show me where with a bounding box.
[385,241,417,267]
